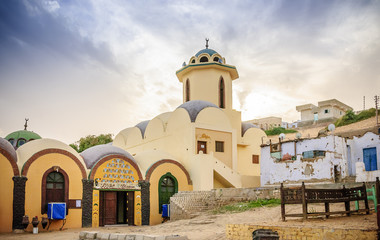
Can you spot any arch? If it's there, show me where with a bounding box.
[200,56,208,62]
[21,149,87,179]
[219,77,225,108]
[0,147,19,176]
[145,159,192,185]
[41,167,69,214]
[89,154,143,180]
[16,138,27,148]
[185,79,190,102]
[158,172,178,213]
[213,57,219,62]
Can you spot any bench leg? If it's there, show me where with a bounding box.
[281,203,285,221]
[325,202,330,219]
[345,201,351,216]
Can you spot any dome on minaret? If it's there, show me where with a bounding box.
[4,119,41,149]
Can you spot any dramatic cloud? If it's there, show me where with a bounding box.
[1,0,379,143]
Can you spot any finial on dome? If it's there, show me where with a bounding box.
[24,118,29,130]
[205,38,209,49]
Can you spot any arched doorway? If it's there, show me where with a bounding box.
[158,173,178,213]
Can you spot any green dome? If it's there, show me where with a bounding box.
[195,48,218,57]
[5,130,42,149]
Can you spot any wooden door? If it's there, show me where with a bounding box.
[100,191,117,226]
[126,192,135,225]
[197,141,207,154]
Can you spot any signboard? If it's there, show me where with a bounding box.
[94,180,140,190]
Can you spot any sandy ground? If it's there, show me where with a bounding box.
[0,204,376,240]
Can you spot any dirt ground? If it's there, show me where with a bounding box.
[0,204,376,240]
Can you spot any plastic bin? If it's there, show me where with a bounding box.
[162,204,170,218]
[47,202,66,220]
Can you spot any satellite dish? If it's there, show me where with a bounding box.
[328,124,336,132]
[279,133,285,140]
[296,132,302,139]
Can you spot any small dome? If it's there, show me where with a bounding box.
[5,130,42,149]
[241,122,259,137]
[0,137,17,163]
[80,144,135,169]
[135,120,150,137]
[195,48,218,57]
[177,100,220,122]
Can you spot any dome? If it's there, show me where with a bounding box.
[177,100,220,122]
[80,144,135,169]
[0,137,17,163]
[241,122,259,137]
[195,48,218,57]
[5,130,42,149]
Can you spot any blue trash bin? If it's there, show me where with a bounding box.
[162,204,170,218]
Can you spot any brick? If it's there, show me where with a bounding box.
[79,231,88,240]
[97,233,110,240]
[166,236,188,240]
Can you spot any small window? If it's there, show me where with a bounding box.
[252,155,259,164]
[324,109,329,114]
[185,79,190,102]
[191,59,195,63]
[17,138,26,147]
[200,56,208,62]
[8,138,15,146]
[215,141,224,152]
[197,141,207,154]
[213,57,219,62]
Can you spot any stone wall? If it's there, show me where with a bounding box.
[226,224,377,240]
[170,187,280,221]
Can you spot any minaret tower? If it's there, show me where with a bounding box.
[176,40,239,111]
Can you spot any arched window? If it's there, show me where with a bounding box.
[191,59,195,64]
[219,77,225,108]
[185,79,190,102]
[200,56,208,62]
[213,57,219,62]
[17,138,26,148]
[41,168,69,214]
[8,138,15,146]
[158,173,178,213]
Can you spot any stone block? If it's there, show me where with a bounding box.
[134,235,144,240]
[125,236,135,240]
[79,231,88,240]
[97,233,110,240]
[110,234,125,240]
[166,236,189,240]
[143,236,156,240]
[86,232,98,240]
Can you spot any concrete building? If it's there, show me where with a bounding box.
[245,117,282,130]
[296,99,352,127]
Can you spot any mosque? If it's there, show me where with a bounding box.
[0,42,265,232]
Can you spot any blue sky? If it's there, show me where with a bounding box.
[1,0,380,144]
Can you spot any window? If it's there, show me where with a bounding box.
[252,155,259,164]
[363,147,377,171]
[8,138,14,146]
[17,138,26,148]
[191,59,195,63]
[324,109,329,114]
[185,79,190,102]
[302,150,326,159]
[200,56,208,62]
[219,77,225,108]
[215,141,224,152]
[213,57,219,62]
[197,141,207,154]
[158,173,178,213]
[41,168,69,214]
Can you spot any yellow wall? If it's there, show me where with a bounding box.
[24,153,83,231]
[0,154,14,233]
[148,162,192,225]
[195,128,232,168]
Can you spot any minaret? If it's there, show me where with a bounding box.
[176,40,239,111]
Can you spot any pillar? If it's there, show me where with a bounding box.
[12,176,27,230]
[138,180,150,225]
[81,179,94,227]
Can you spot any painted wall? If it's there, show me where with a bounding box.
[347,132,380,177]
[195,128,232,168]
[91,157,142,227]
[148,162,192,225]
[260,136,348,185]
[0,153,14,233]
[23,153,83,231]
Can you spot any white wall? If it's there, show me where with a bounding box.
[260,135,348,185]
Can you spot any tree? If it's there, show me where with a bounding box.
[70,134,113,153]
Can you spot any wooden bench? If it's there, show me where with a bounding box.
[280,182,370,221]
